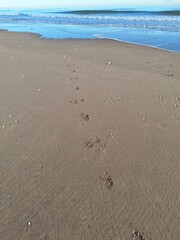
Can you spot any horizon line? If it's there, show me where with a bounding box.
[0,4,180,10]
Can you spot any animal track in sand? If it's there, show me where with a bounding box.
[94,137,100,143]
[129,223,151,240]
[131,229,145,240]
[81,113,89,121]
[84,137,100,148]
[106,96,113,103]
[70,99,84,104]
[70,100,78,104]
[101,144,106,150]
[84,140,93,148]
[167,73,174,77]
[99,172,113,189]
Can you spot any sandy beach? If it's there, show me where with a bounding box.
[0,30,180,240]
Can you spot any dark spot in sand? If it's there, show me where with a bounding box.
[81,113,89,121]
[100,172,113,189]
[131,229,145,240]
[167,73,174,77]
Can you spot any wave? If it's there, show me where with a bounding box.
[0,9,179,19]
[59,10,146,14]
[0,12,30,17]
[157,10,180,16]
[0,11,179,27]
[17,13,30,17]
[30,14,180,23]
[0,9,180,17]
[60,9,180,16]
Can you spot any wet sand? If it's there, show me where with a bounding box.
[0,30,180,240]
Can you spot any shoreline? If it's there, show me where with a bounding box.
[0,29,180,54]
[1,30,180,240]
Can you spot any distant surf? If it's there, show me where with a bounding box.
[61,9,180,16]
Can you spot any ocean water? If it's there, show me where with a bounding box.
[0,8,180,52]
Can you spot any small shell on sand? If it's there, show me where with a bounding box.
[14,121,18,124]
[107,61,112,66]
[110,133,114,138]
[159,96,163,100]
[27,222,31,227]
[142,118,146,123]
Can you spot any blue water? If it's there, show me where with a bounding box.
[0,8,180,52]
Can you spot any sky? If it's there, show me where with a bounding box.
[0,0,179,9]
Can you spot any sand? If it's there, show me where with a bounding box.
[0,30,180,240]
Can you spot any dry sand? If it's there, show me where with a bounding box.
[0,30,180,240]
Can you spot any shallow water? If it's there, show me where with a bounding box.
[0,8,180,52]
